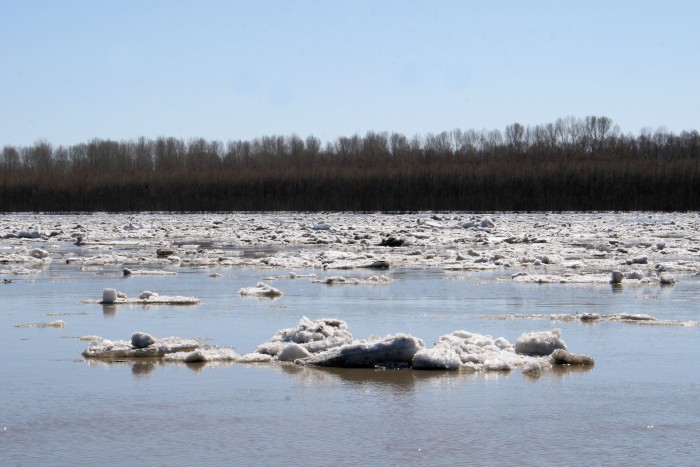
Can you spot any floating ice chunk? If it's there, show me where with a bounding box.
[92,294,200,305]
[82,336,198,358]
[80,335,102,341]
[83,337,199,358]
[484,360,512,372]
[277,343,311,362]
[237,352,274,363]
[288,272,317,279]
[514,329,567,356]
[256,317,354,356]
[628,255,648,265]
[625,270,644,280]
[310,222,331,231]
[162,347,239,363]
[610,271,624,284]
[494,337,511,349]
[102,288,118,304]
[182,349,207,363]
[296,333,425,368]
[15,320,65,329]
[125,270,177,276]
[521,362,542,377]
[312,275,392,285]
[28,248,50,259]
[659,272,676,285]
[138,291,159,300]
[313,276,348,284]
[551,349,594,365]
[17,229,41,239]
[238,282,283,297]
[131,332,156,349]
[412,345,462,370]
[480,218,495,228]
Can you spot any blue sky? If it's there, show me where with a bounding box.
[1,0,698,147]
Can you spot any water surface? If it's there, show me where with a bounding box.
[2,259,699,466]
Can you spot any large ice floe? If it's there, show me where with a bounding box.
[411,328,583,374]
[80,317,593,377]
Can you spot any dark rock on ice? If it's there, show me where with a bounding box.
[156,248,175,258]
[379,236,404,247]
[363,260,390,269]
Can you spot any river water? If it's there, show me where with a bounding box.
[2,252,699,466]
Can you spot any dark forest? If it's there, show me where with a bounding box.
[1,116,698,212]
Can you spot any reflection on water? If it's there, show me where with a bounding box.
[101,304,117,317]
[131,359,158,378]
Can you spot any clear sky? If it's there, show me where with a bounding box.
[1,0,698,147]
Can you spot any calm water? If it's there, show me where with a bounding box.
[2,252,699,466]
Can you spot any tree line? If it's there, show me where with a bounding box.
[1,116,698,212]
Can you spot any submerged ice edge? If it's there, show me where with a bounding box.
[81,317,594,376]
[473,313,700,327]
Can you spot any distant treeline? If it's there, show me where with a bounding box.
[1,116,699,212]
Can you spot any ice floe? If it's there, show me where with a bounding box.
[311,275,392,285]
[82,333,200,358]
[15,320,65,329]
[238,282,283,298]
[474,312,700,327]
[252,317,587,374]
[85,288,201,305]
[78,317,595,377]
